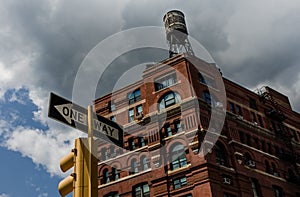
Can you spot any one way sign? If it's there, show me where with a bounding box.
[48,92,123,147]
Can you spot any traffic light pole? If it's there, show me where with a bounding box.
[87,105,98,197]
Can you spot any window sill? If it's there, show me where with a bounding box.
[168,164,191,175]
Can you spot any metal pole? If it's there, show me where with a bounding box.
[87,105,98,197]
[87,105,93,197]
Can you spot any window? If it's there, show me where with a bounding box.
[246,134,251,146]
[202,91,211,105]
[274,145,280,157]
[110,145,116,157]
[128,138,135,150]
[249,98,257,110]
[236,105,242,116]
[272,162,278,176]
[229,102,235,113]
[215,142,228,166]
[251,112,257,123]
[138,137,146,147]
[273,185,284,197]
[103,169,110,184]
[101,148,108,160]
[109,102,116,112]
[198,73,216,87]
[257,114,264,127]
[267,143,273,154]
[128,89,141,104]
[173,177,187,189]
[155,73,177,91]
[239,131,245,144]
[291,129,299,141]
[265,160,271,174]
[133,183,150,197]
[128,108,134,123]
[136,105,143,116]
[165,124,172,137]
[104,192,119,197]
[251,178,262,197]
[245,153,255,167]
[199,73,206,84]
[174,120,182,133]
[131,159,139,174]
[261,140,266,152]
[112,167,119,181]
[171,144,187,170]
[141,156,149,170]
[159,92,181,111]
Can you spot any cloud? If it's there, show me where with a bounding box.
[0,194,9,197]
[0,0,300,181]
[3,125,78,176]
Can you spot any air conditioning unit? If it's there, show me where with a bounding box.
[136,113,143,120]
[273,172,279,177]
[223,177,231,185]
[246,160,256,167]
[253,122,258,126]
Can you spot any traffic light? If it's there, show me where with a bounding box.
[58,138,98,197]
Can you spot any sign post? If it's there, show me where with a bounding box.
[87,105,97,197]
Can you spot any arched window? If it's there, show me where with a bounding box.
[170,144,187,170]
[215,142,228,166]
[128,89,141,104]
[159,92,181,111]
[133,183,150,197]
[141,156,149,170]
[103,169,110,184]
[131,159,139,174]
[112,166,119,181]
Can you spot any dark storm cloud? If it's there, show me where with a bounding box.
[0,0,125,97]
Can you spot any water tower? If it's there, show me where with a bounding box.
[163,10,194,58]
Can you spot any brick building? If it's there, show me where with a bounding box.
[94,54,300,197]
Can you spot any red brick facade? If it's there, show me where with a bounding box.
[94,54,300,197]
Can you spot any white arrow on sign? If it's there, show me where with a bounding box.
[54,104,119,140]
[54,103,87,125]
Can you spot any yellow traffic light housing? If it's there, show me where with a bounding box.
[58,173,75,196]
[58,138,97,197]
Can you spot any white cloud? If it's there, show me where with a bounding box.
[0,193,10,197]
[3,125,79,176]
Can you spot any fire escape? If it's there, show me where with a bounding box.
[259,87,300,184]
[258,87,292,154]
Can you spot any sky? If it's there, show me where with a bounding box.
[0,0,300,196]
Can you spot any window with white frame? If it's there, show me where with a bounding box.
[133,183,150,197]
[155,73,177,91]
[159,92,181,111]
